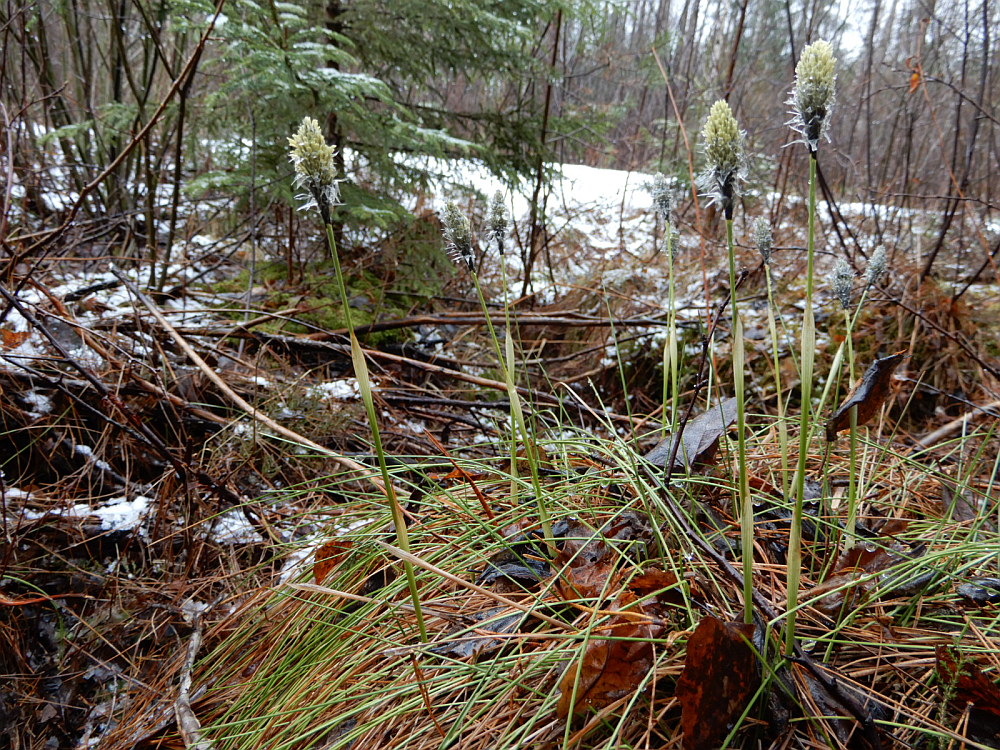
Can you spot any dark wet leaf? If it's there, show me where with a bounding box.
[817,541,936,615]
[645,398,738,472]
[553,514,655,602]
[676,616,759,750]
[557,590,664,718]
[799,665,887,748]
[430,608,524,660]
[957,577,1000,605]
[474,559,549,587]
[826,351,907,440]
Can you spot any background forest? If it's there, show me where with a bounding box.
[2,0,1000,749]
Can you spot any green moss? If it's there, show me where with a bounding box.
[204,213,461,345]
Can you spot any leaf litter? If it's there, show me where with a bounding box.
[5,188,1000,750]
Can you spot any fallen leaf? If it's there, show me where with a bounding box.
[826,351,907,440]
[645,398,738,472]
[0,328,29,349]
[313,539,354,584]
[554,535,618,602]
[809,570,870,618]
[557,590,664,718]
[676,615,759,750]
[430,607,523,660]
[956,577,1000,606]
[474,558,549,588]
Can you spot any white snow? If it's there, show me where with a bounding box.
[209,508,264,544]
[307,378,361,401]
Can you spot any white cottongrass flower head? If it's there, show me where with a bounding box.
[864,244,887,293]
[287,116,341,224]
[698,100,747,219]
[487,191,509,256]
[753,218,773,265]
[651,172,674,227]
[830,258,854,310]
[788,40,837,153]
[442,201,475,271]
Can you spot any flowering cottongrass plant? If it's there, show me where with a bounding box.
[756,219,790,500]
[443,201,476,271]
[651,173,680,438]
[865,244,887,293]
[830,259,854,312]
[441,199,553,544]
[701,101,752,625]
[786,40,837,656]
[288,116,427,642]
[838,246,888,548]
[787,40,837,153]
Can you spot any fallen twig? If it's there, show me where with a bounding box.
[111,268,384,487]
[174,610,212,750]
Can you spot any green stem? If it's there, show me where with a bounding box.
[786,154,818,655]
[844,305,859,548]
[764,264,789,502]
[663,229,679,438]
[470,273,552,544]
[500,255,519,493]
[726,219,752,624]
[325,224,428,643]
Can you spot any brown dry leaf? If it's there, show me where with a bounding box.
[554,536,617,602]
[645,397,738,471]
[313,539,354,584]
[556,591,664,718]
[0,328,30,349]
[810,571,870,618]
[676,615,759,750]
[826,351,907,440]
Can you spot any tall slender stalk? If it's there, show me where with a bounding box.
[470,271,552,543]
[289,117,427,642]
[699,102,751,624]
[726,218,752,624]
[446,199,552,544]
[841,245,886,548]
[784,40,836,656]
[755,219,789,502]
[786,154,817,655]
[326,226,427,642]
[764,265,790,500]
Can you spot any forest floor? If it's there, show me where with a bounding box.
[3,168,1000,750]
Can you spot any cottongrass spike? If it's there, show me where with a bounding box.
[788,40,837,152]
[865,245,887,293]
[442,201,475,271]
[287,116,340,224]
[830,259,854,311]
[699,100,746,219]
[651,173,674,227]
[754,218,773,265]
[488,191,509,256]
